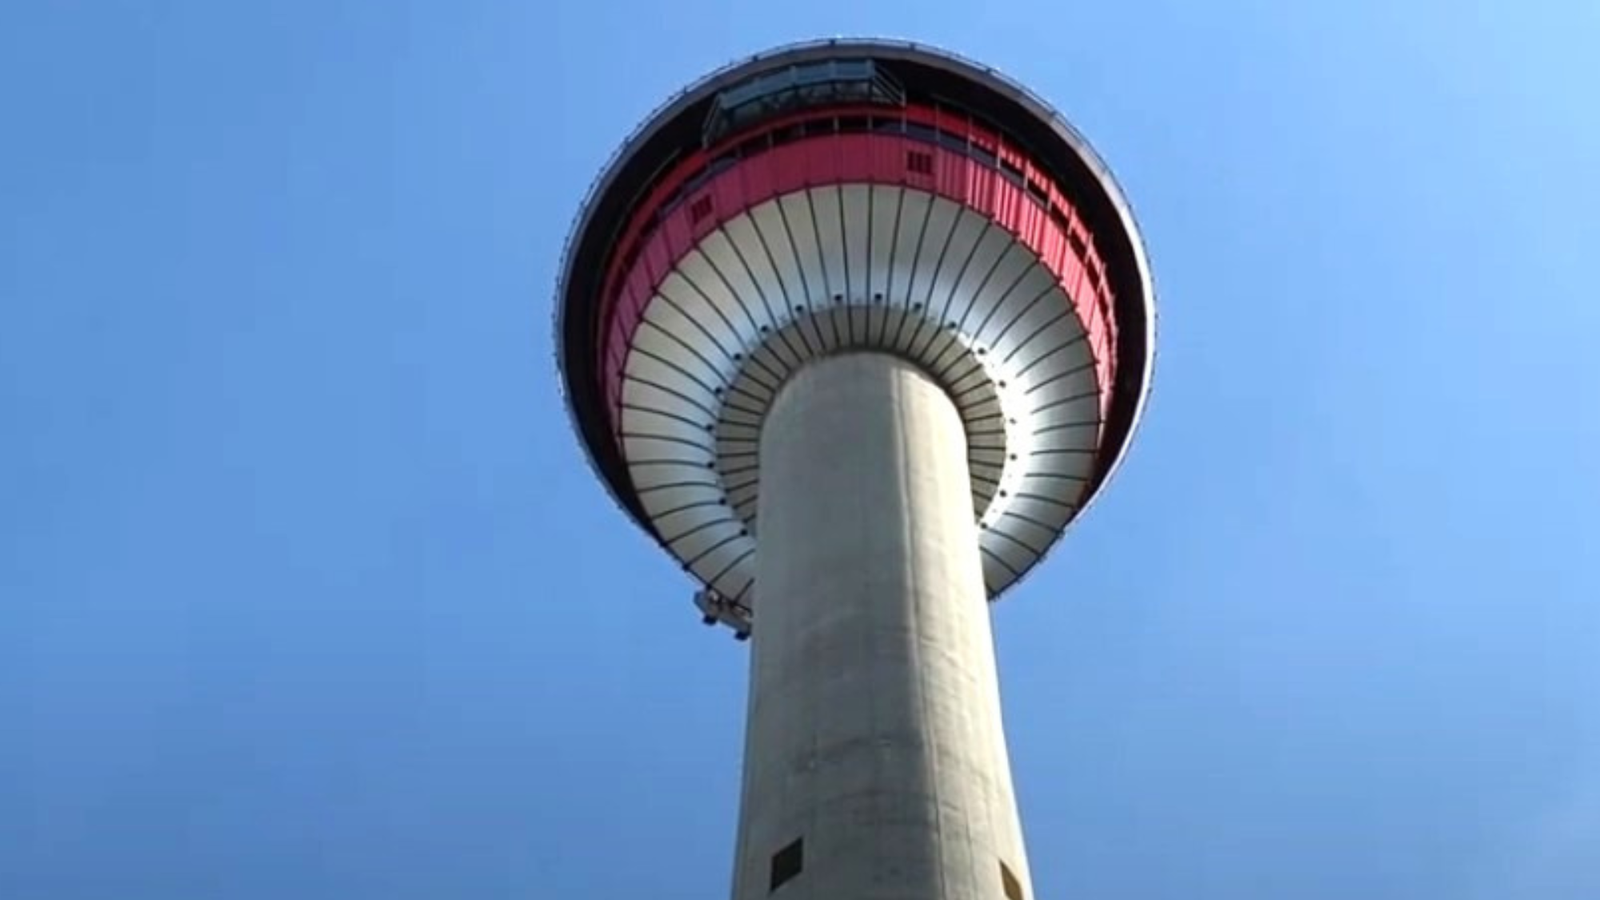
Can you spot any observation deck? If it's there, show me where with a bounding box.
[556,40,1155,609]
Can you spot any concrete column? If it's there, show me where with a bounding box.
[731,351,1033,900]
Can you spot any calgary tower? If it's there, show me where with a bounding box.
[556,39,1155,900]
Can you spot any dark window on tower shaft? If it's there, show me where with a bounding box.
[769,838,803,892]
[1000,861,1024,900]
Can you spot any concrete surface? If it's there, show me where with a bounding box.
[731,351,1033,900]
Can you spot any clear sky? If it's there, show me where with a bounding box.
[2,2,1596,898]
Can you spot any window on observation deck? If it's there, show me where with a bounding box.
[703,59,905,147]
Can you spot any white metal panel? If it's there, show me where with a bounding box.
[654,272,742,367]
[839,184,873,303]
[746,202,809,313]
[902,199,961,314]
[865,185,901,303]
[630,319,721,388]
[888,189,935,305]
[946,225,1015,326]
[809,187,849,302]
[675,249,762,351]
[925,214,994,326]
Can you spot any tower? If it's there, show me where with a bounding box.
[556,40,1154,899]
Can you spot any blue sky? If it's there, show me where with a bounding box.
[2,2,1597,898]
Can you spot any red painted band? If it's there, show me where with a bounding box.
[600,103,1112,323]
[596,112,1120,442]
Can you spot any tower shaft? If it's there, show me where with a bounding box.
[735,352,1032,900]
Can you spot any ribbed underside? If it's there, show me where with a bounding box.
[617,184,1103,604]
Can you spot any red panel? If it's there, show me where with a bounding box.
[1040,212,1065,280]
[625,269,652,319]
[1065,262,1090,324]
[714,176,745,224]
[808,137,839,185]
[1002,184,1020,243]
[1033,207,1053,260]
[1022,159,1046,197]
[970,166,997,219]
[1058,241,1084,297]
[770,144,808,195]
[662,208,691,259]
[838,135,874,181]
[935,148,966,203]
[906,147,937,192]
[1019,197,1044,262]
[872,135,904,182]
[1070,220,1092,258]
[974,121,999,153]
[997,139,1025,171]
[644,238,671,288]
[1080,286,1102,360]
[604,292,635,362]
[689,194,717,242]
[591,119,1122,447]
[619,292,643,337]
[990,174,1013,226]
[742,152,775,206]
[1048,184,1071,223]
[602,355,622,405]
